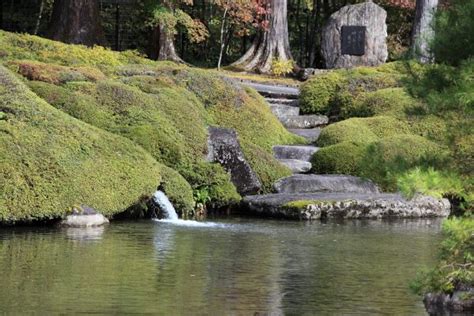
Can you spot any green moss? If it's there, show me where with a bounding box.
[342,88,419,118]
[360,135,449,190]
[300,72,345,115]
[312,141,368,175]
[408,114,450,143]
[300,63,403,117]
[0,30,152,73]
[318,116,411,147]
[0,65,194,222]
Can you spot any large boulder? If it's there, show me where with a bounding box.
[207,127,261,195]
[321,1,388,69]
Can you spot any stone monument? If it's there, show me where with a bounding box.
[321,1,388,69]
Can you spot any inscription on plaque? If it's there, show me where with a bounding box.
[341,26,366,56]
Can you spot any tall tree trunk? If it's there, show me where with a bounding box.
[411,0,438,63]
[231,0,295,74]
[149,23,184,63]
[47,0,106,46]
[217,7,228,70]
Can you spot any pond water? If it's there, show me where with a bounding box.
[0,218,442,314]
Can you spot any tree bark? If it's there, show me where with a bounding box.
[231,0,295,74]
[149,23,184,63]
[47,0,106,46]
[411,0,438,63]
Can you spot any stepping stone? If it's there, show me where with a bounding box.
[280,115,328,129]
[288,128,321,142]
[241,193,450,220]
[278,159,312,173]
[273,145,319,162]
[273,174,380,194]
[265,98,299,107]
[270,105,299,119]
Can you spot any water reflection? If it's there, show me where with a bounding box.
[65,226,105,242]
[0,219,442,314]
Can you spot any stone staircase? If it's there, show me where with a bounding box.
[259,88,326,174]
[235,80,451,220]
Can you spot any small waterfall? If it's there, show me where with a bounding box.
[152,190,179,220]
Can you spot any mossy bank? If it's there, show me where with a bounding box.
[0,31,302,223]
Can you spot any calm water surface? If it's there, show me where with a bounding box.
[0,218,442,314]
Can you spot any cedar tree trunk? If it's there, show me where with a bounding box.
[48,0,106,46]
[231,0,295,74]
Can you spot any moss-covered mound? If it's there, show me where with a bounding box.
[317,116,411,147]
[0,31,301,220]
[0,65,193,222]
[300,64,404,118]
[312,135,447,190]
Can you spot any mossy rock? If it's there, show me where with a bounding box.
[0,65,193,222]
[312,141,368,175]
[318,116,411,147]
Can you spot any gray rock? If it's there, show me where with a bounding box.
[298,68,329,81]
[274,174,380,194]
[207,127,261,195]
[273,145,319,162]
[265,98,299,107]
[241,193,451,220]
[239,81,299,99]
[424,287,474,314]
[321,2,388,69]
[288,128,321,142]
[60,206,109,227]
[278,159,312,174]
[270,104,299,119]
[280,115,329,129]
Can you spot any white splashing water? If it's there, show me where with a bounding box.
[152,190,226,228]
[152,190,179,220]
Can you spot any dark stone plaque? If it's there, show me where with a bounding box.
[341,26,366,56]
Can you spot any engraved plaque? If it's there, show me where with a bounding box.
[341,26,366,56]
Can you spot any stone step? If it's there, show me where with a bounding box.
[288,128,321,143]
[280,115,328,129]
[270,105,300,119]
[273,145,319,162]
[265,98,299,107]
[274,174,380,194]
[278,159,312,174]
[241,193,450,220]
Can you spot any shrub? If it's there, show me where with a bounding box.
[411,217,474,295]
[397,167,466,200]
[360,135,449,190]
[432,0,474,66]
[271,58,294,77]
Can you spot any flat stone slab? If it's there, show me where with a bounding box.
[242,193,451,220]
[273,145,319,162]
[240,82,299,99]
[265,98,299,107]
[280,115,329,129]
[278,159,312,173]
[270,104,299,119]
[288,128,321,142]
[274,174,380,194]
